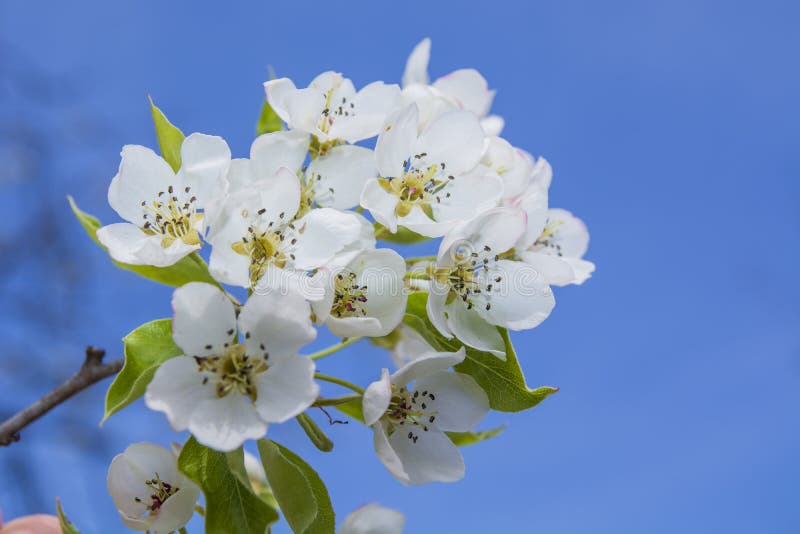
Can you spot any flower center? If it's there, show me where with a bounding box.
[316,79,355,136]
[140,185,202,248]
[330,271,368,318]
[194,344,268,402]
[531,220,565,256]
[384,384,438,444]
[134,472,179,514]
[231,217,294,287]
[379,155,452,218]
[428,243,505,312]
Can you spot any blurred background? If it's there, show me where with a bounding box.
[1,0,798,532]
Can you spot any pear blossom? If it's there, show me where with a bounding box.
[97,134,231,267]
[340,503,405,534]
[145,282,319,452]
[360,104,503,237]
[107,442,200,533]
[312,248,407,338]
[516,208,596,286]
[206,166,373,295]
[481,137,541,200]
[389,324,435,368]
[402,38,504,136]
[426,208,555,357]
[363,348,489,485]
[264,71,401,144]
[222,129,378,214]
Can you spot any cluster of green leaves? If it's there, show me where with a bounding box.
[66,97,557,534]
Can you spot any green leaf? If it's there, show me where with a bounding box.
[296,413,334,452]
[179,437,279,534]
[447,425,506,447]
[149,96,185,172]
[102,319,182,423]
[55,498,80,534]
[256,99,283,135]
[68,196,219,288]
[332,397,364,423]
[403,292,559,412]
[258,439,335,534]
[373,222,430,244]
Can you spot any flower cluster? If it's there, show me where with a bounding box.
[96,38,594,533]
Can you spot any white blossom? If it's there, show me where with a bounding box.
[402,38,503,136]
[107,442,200,533]
[145,282,319,451]
[265,72,401,144]
[363,348,489,485]
[97,134,230,267]
[340,503,404,534]
[361,104,503,237]
[427,208,555,357]
[312,248,407,338]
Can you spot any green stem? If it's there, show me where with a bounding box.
[194,504,206,517]
[307,337,363,361]
[312,394,362,407]
[404,271,431,281]
[405,255,437,265]
[179,528,188,534]
[314,373,365,394]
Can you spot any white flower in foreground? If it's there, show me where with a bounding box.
[516,207,596,286]
[224,129,377,214]
[107,442,200,533]
[402,38,503,136]
[312,248,407,338]
[481,136,540,200]
[145,282,319,452]
[207,166,372,294]
[361,104,502,237]
[390,324,435,368]
[427,208,555,357]
[265,71,401,143]
[340,503,405,534]
[363,348,489,485]
[97,134,231,267]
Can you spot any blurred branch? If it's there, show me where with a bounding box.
[0,346,122,446]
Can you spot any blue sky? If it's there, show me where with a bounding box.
[1,0,798,532]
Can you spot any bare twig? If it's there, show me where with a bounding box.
[0,346,122,446]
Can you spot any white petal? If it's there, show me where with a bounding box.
[514,184,549,249]
[207,220,251,288]
[330,82,402,143]
[387,425,465,485]
[253,356,318,423]
[546,208,591,258]
[391,324,436,368]
[373,422,409,484]
[433,68,495,118]
[425,288,453,339]
[144,356,216,432]
[398,205,458,238]
[412,371,488,432]
[375,104,419,178]
[361,179,400,233]
[108,443,178,518]
[150,483,200,533]
[444,302,506,358]
[264,77,297,123]
[340,503,405,534]
[519,252,595,287]
[250,130,309,178]
[97,222,197,267]
[306,145,377,210]
[179,133,231,205]
[363,368,392,426]
[391,347,466,386]
[431,166,504,225]
[400,84,457,132]
[480,259,555,330]
[188,394,268,452]
[481,115,505,137]
[238,289,316,361]
[530,156,553,190]
[254,265,328,302]
[225,158,255,193]
[172,282,236,357]
[416,110,484,175]
[286,87,327,136]
[439,207,526,264]
[290,208,364,270]
[402,37,431,88]
[108,145,175,224]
